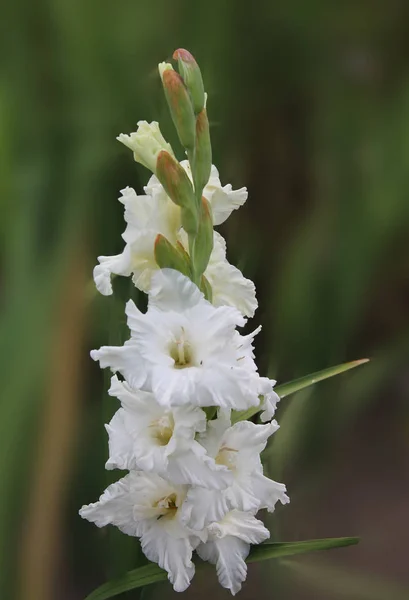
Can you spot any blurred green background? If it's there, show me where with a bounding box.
[1,1,409,599]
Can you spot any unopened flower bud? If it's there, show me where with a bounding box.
[117,121,173,173]
[160,68,196,150]
[154,234,191,278]
[173,48,205,115]
[158,62,174,79]
[193,108,212,196]
[191,197,213,276]
[156,151,198,233]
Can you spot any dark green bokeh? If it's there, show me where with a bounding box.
[1,1,409,599]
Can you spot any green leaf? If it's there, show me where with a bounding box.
[275,359,369,399]
[84,563,167,600]
[247,536,359,563]
[232,359,369,423]
[83,537,359,600]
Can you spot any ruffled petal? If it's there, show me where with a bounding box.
[79,473,142,537]
[140,521,196,592]
[197,536,249,595]
[166,441,233,490]
[257,377,281,422]
[148,268,205,312]
[180,487,230,531]
[206,260,257,318]
[251,471,290,511]
[93,246,133,296]
[197,511,269,595]
[90,341,147,390]
[105,409,137,470]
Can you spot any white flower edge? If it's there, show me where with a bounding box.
[91,269,264,410]
[197,510,270,595]
[105,376,233,489]
[117,121,174,173]
[79,471,203,592]
[181,412,289,530]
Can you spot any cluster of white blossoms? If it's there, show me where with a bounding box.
[80,49,289,595]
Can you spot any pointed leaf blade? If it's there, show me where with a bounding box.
[83,537,359,600]
[84,563,167,600]
[275,359,369,399]
[247,536,359,563]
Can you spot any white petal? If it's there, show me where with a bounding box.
[198,409,231,456]
[208,510,270,545]
[204,165,248,226]
[167,441,233,489]
[105,409,137,470]
[79,473,142,536]
[140,521,196,592]
[259,378,280,422]
[222,420,279,465]
[197,511,269,595]
[148,268,205,312]
[180,487,231,531]
[93,246,133,296]
[251,471,290,511]
[90,340,147,390]
[206,260,257,318]
[197,536,249,595]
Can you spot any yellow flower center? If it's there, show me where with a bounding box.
[169,327,193,368]
[155,493,178,520]
[215,446,238,470]
[150,414,174,446]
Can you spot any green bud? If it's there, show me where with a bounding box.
[156,151,198,233]
[173,48,205,115]
[154,234,191,278]
[191,197,213,276]
[193,108,212,197]
[160,67,196,150]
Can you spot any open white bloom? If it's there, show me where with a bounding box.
[117,121,174,173]
[93,186,179,295]
[106,375,232,489]
[197,510,270,595]
[91,269,264,410]
[181,410,289,530]
[93,186,255,318]
[79,471,204,592]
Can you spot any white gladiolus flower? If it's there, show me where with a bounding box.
[93,187,255,318]
[91,269,264,410]
[93,186,180,295]
[181,411,289,530]
[79,471,204,592]
[197,510,270,595]
[117,121,174,173]
[105,375,232,489]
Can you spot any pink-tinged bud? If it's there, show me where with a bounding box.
[173,48,205,115]
[154,234,191,277]
[193,108,212,197]
[191,197,213,276]
[161,69,196,150]
[156,151,198,233]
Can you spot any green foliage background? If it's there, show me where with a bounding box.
[1,1,408,599]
